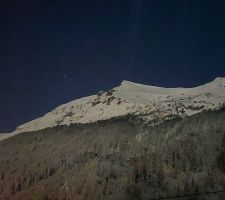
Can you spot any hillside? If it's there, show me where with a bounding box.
[0,109,225,200]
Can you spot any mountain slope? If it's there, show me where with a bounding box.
[0,109,225,200]
[1,77,225,141]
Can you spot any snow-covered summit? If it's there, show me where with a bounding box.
[1,77,225,141]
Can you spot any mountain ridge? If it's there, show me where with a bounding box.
[1,77,225,141]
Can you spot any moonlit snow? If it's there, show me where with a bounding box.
[1,77,225,141]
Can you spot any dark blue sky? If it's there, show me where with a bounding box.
[1,0,225,132]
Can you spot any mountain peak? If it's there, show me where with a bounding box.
[120,77,225,90]
[1,77,225,141]
[120,80,139,86]
[212,77,225,85]
[213,77,225,81]
[118,80,159,90]
[204,77,225,88]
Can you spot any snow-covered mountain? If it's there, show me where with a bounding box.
[1,77,225,141]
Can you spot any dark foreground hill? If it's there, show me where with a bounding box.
[0,110,225,200]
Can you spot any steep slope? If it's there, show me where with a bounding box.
[1,77,225,141]
[0,109,225,200]
[0,132,17,141]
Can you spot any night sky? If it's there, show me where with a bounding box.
[1,0,225,132]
